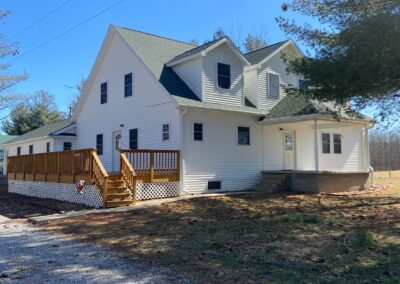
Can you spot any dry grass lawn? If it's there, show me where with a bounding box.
[42,174,400,283]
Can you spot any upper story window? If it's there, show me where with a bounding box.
[333,134,342,154]
[29,145,34,154]
[96,134,103,155]
[63,142,72,151]
[162,124,170,142]
[238,127,250,145]
[268,73,280,99]
[322,133,331,154]
[129,129,138,149]
[17,147,21,156]
[217,63,231,89]
[299,79,307,91]
[193,123,203,141]
[100,82,108,104]
[46,142,50,153]
[124,73,133,97]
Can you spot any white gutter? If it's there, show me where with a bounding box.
[260,114,374,126]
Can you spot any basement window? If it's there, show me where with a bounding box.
[208,181,222,191]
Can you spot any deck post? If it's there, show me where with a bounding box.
[176,151,180,181]
[57,152,61,182]
[150,150,154,182]
[32,154,36,181]
[72,151,75,183]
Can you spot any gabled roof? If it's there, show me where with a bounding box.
[244,40,290,65]
[166,37,250,67]
[263,94,374,122]
[1,120,74,146]
[114,26,200,101]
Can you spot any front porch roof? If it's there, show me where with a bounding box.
[260,94,375,125]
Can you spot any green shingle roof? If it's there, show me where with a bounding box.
[265,94,373,121]
[0,135,18,145]
[244,40,289,65]
[114,26,200,101]
[168,38,221,63]
[2,120,73,145]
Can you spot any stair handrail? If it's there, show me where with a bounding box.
[91,150,109,206]
[120,152,137,200]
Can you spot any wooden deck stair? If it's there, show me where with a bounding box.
[104,175,135,208]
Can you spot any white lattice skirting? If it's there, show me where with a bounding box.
[8,180,104,208]
[136,182,180,200]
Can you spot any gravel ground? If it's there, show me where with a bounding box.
[0,218,190,284]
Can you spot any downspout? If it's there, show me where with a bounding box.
[179,107,192,195]
[314,119,319,172]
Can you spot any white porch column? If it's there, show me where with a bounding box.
[313,119,319,171]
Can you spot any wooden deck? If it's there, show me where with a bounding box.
[7,148,181,208]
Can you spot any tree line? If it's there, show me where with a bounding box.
[369,129,400,171]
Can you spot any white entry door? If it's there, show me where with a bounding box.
[112,131,121,172]
[283,131,295,170]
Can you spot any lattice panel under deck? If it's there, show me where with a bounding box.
[136,182,180,200]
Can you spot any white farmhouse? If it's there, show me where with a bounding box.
[2,25,375,199]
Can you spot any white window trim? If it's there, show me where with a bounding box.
[215,61,232,91]
[321,132,343,155]
[267,72,280,100]
[124,72,134,98]
[162,123,171,143]
[100,81,109,105]
[192,121,205,142]
[237,125,251,146]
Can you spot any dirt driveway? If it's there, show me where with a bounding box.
[0,191,189,283]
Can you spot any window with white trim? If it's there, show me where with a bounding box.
[100,82,107,104]
[217,63,231,89]
[268,73,280,99]
[124,73,133,97]
[162,124,170,142]
[333,134,342,154]
[193,123,203,141]
[238,127,250,145]
[322,133,331,154]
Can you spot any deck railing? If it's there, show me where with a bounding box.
[120,149,180,183]
[7,148,95,184]
[120,153,137,198]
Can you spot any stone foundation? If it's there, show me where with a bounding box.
[260,171,371,194]
[8,180,104,208]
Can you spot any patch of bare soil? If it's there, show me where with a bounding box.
[0,191,90,219]
[41,177,400,283]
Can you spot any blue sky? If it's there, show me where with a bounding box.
[2,0,311,113]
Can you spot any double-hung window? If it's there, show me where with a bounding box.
[322,133,331,154]
[217,63,231,89]
[17,147,21,156]
[238,127,250,145]
[46,142,50,153]
[96,134,103,155]
[129,129,138,149]
[193,123,203,141]
[100,82,108,104]
[268,73,280,99]
[29,145,34,154]
[333,134,342,154]
[124,73,133,97]
[162,124,170,142]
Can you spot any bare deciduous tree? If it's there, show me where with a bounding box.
[0,10,27,113]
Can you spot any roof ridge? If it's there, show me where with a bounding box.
[115,25,197,47]
[170,37,224,59]
[244,39,290,55]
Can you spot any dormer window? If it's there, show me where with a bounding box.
[268,73,280,99]
[217,63,231,89]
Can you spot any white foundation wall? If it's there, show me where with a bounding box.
[8,180,103,208]
[74,33,180,172]
[182,109,263,194]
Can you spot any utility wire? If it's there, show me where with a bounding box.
[8,0,73,41]
[9,0,126,63]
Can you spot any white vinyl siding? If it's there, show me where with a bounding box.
[183,108,263,194]
[173,57,203,100]
[243,68,258,107]
[75,34,180,171]
[202,44,244,106]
